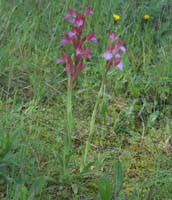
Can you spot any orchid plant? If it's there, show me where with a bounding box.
[56,6,97,176]
[81,32,126,171]
[103,32,126,71]
[56,6,126,175]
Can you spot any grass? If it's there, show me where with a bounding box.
[0,0,172,199]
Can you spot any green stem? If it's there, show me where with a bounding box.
[63,77,73,175]
[67,77,73,150]
[80,76,106,172]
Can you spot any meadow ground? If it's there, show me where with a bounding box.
[0,0,172,199]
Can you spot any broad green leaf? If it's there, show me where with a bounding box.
[114,161,124,195]
[147,111,159,127]
[14,184,28,200]
[98,174,112,200]
[28,176,46,200]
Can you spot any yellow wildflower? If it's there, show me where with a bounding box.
[143,14,150,21]
[113,14,120,22]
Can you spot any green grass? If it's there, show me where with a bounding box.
[0,0,172,199]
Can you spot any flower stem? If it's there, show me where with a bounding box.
[63,77,73,175]
[80,77,106,172]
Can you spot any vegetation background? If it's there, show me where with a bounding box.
[0,0,172,199]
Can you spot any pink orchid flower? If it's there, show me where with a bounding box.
[104,32,126,71]
[56,7,97,84]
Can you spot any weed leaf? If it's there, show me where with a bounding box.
[114,161,123,195]
[28,176,46,200]
[98,174,112,200]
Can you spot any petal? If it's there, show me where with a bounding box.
[64,64,72,75]
[86,32,97,43]
[84,6,94,15]
[64,8,77,18]
[82,48,91,58]
[109,32,116,41]
[68,8,77,17]
[75,20,84,27]
[112,57,120,65]
[91,37,97,43]
[60,39,68,45]
[64,14,70,19]
[115,53,120,58]
[116,62,123,70]
[67,31,76,38]
[106,43,112,51]
[112,40,124,55]
[64,8,77,23]
[60,33,73,45]
[112,47,118,56]
[56,58,63,64]
[120,46,126,53]
[86,32,94,40]
[116,40,124,49]
[61,52,73,66]
[74,14,85,27]
[76,49,82,56]
[66,18,75,23]
[72,26,79,34]
[103,52,113,60]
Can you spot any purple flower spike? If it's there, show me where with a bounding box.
[57,6,97,85]
[104,32,126,71]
